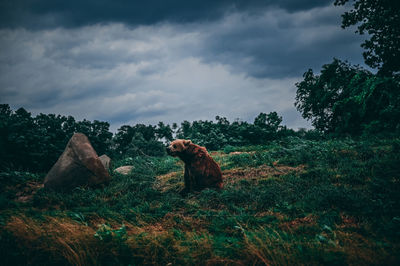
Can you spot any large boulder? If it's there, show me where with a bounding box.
[44,133,111,191]
[99,154,112,171]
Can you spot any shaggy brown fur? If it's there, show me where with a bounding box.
[166,139,223,196]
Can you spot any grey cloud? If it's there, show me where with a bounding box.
[195,6,366,78]
[0,3,363,131]
[0,1,334,29]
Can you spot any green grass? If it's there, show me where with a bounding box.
[1,137,400,265]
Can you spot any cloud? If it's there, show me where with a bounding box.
[0,0,333,29]
[195,5,366,78]
[0,3,366,131]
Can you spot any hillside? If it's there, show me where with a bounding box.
[1,137,400,265]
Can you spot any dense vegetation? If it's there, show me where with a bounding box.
[1,138,399,265]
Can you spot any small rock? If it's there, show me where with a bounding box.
[99,154,112,170]
[114,166,134,175]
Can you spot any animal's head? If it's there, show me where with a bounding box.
[166,139,192,156]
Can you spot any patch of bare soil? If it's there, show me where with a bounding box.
[222,164,305,186]
[228,151,256,155]
[153,171,182,192]
[209,151,225,156]
[279,215,316,231]
[209,151,256,157]
[14,181,44,203]
[154,164,305,192]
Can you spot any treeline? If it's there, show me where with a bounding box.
[0,105,113,172]
[0,104,316,172]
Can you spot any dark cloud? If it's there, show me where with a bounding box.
[0,2,365,131]
[0,0,333,29]
[196,6,366,78]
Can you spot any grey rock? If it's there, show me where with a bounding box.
[114,166,134,175]
[99,154,112,171]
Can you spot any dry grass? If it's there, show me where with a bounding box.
[222,164,305,186]
[279,215,317,231]
[9,181,43,203]
[241,226,301,266]
[161,212,209,232]
[3,214,214,265]
[4,215,98,265]
[154,164,305,192]
[153,171,182,192]
[334,230,394,265]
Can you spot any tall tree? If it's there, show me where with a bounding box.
[335,0,400,75]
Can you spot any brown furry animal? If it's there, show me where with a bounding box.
[166,139,223,196]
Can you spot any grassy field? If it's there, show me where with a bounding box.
[1,137,400,265]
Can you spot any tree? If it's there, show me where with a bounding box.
[295,59,400,135]
[0,104,12,170]
[295,59,366,133]
[34,113,70,170]
[113,125,134,155]
[74,119,113,156]
[254,112,283,132]
[156,121,173,142]
[335,0,400,75]
[90,120,113,156]
[251,112,283,142]
[113,123,166,157]
[5,108,43,170]
[177,121,192,139]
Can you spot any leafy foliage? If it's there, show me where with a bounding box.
[335,0,400,75]
[295,59,400,135]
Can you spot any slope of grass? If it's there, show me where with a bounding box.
[1,137,400,265]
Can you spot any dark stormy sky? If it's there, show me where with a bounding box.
[0,0,366,131]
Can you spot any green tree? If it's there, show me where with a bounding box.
[34,113,70,170]
[295,59,400,135]
[295,59,366,133]
[335,0,400,75]
[177,121,192,139]
[254,112,283,132]
[6,108,43,170]
[0,104,12,170]
[156,121,173,142]
[113,124,166,157]
[90,120,113,156]
[250,112,283,143]
[113,125,134,155]
[73,119,112,156]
